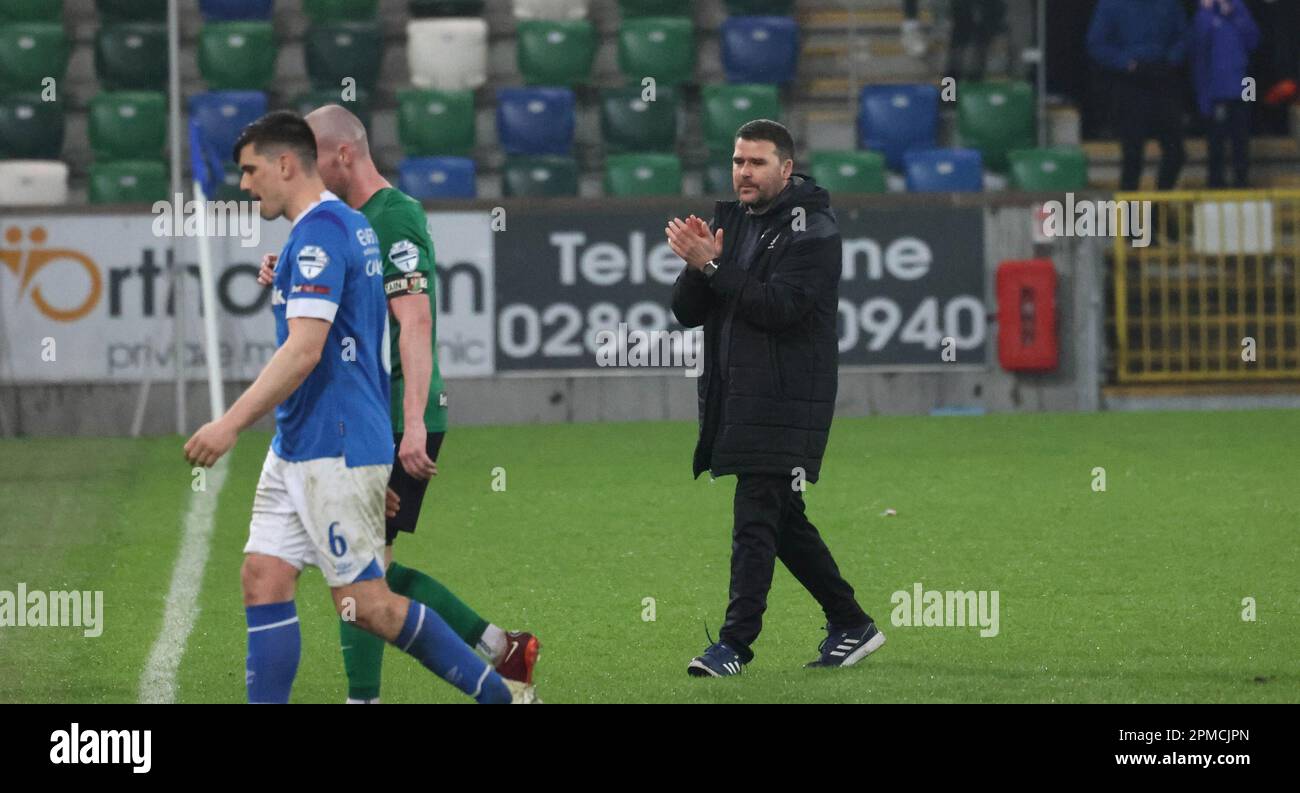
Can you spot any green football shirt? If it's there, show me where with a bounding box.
[360,186,448,434]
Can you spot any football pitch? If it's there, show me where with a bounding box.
[1,410,1296,704]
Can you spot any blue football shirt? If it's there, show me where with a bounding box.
[269,191,392,467]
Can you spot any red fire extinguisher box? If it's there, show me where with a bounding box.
[996,259,1058,372]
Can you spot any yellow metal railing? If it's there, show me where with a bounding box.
[1111,190,1300,383]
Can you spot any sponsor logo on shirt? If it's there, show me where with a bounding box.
[292,283,331,295]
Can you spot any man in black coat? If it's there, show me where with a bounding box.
[667,120,885,677]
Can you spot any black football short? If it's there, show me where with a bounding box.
[385,431,445,544]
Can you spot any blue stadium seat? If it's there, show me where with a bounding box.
[903,148,983,193]
[199,0,274,20]
[720,16,798,85]
[398,156,477,198]
[495,87,574,156]
[857,84,938,171]
[188,90,267,161]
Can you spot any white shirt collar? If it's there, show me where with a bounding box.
[290,190,341,229]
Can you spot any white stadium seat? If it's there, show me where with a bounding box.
[407,18,489,91]
[512,0,590,20]
[0,161,69,206]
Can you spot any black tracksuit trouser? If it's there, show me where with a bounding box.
[720,473,871,662]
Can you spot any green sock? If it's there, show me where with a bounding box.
[386,561,490,647]
[340,617,385,700]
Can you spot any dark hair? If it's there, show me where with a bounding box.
[231,110,317,169]
[735,118,794,164]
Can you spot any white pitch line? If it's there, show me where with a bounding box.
[138,455,230,704]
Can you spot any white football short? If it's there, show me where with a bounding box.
[244,448,391,587]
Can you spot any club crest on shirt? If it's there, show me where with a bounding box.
[388,239,419,273]
[297,245,329,279]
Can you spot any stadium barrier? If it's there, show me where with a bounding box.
[1111,190,1300,383]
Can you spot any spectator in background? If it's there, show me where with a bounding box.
[1087,0,1190,190]
[1193,0,1260,188]
[901,0,926,57]
[946,0,1007,81]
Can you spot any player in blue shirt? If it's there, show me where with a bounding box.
[183,111,535,704]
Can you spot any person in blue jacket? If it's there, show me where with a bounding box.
[1087,0,1191,191]
[1193,0,1260,188]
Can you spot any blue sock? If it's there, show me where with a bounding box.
[246,601,300,704]
[394,601,512,704]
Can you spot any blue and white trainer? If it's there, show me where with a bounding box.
[805,622,886,668]
[687,641,745,677]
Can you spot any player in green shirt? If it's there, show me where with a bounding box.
[259,106,540,702]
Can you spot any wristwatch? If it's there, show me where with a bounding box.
[702,260,719,278]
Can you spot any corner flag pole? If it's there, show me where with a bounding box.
[189,119,226,422]
[167,0,185,433]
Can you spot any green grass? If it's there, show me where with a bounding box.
[2,411,1298,703]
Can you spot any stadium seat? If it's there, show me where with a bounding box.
[397,88,475,156]
[89,91,166,162]
[89,160,168,204]
[725,0,794,13]
[701,84,780,155]
[409,0,486,16]
[398,156,476,199]
[303,0,378,21]
[605,153,681,196]
[188,91,267,160]
[95,0,166,21]
[215,162,251,201]
[600,85,677,153]
[809,150,886,194]
[704,158,733,195]
[306,21,382,93]
[720,16,799,85]
[618,0,689,17]
[0,1,63,22]
[513,0,589,20]
[496,87,574,155]
[1008,147,1088,192]
[617,17,694,87]
[293,88,373,130]
[199,21,277,91]
[0,159,67,205]
[903,148,983,193]
[0,93,63,159]
[857,83,938,171]
[0,23,68,93]
[516,20,596,87]
[96,23,168,91]
[407,18,488,91]
[957,81,1035,172]
[502,155,578,197]
[199,0,273,20]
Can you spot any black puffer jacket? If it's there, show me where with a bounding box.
[672,175,842,483]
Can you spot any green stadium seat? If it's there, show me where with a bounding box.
[199,22,277,91]
[502,155,578,197]
[397,88,474,156]
[618,0,689,17]
[0,92,63,158]
[701,84,780,155]
[0,1,63,22]
[809,150,886,194]
[89,160,168,204]
[957,80,1035,172]
[292,88,373,130]
[96,0,166,21]
[600,85,676,153]
[96,23,168,91]
[408,0,485,16]
[1008,146,1089,191]
[605,153,680,196]
[725,0,795,13]
[306,21,382,93]
[0,23,68,93]
[704,158,733,195]
[517,20,596,87]
[303,0,378,21]
[617,16,694,87]
[89,91,166,162]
